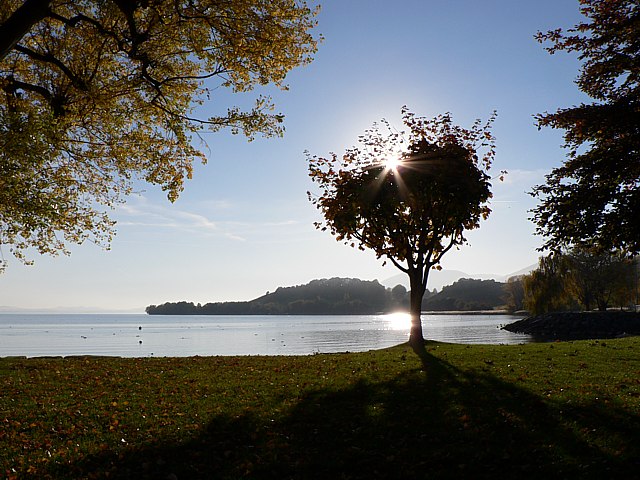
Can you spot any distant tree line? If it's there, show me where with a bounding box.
[146,277,518,315]
[522,249,639,315]
[422,278,508,312]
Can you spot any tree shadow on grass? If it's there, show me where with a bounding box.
[50,351,638,480]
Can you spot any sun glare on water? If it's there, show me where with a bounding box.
[385,312,411,331]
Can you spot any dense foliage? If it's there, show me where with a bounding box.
[0,0,319,269]
[308,107,498,347]
[531,0,640,254]
[523,249,638,314]
[523,254,573,315]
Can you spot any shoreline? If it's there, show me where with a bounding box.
[502,311,640,341]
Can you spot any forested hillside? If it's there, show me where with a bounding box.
[146,277,510,315]
[146,278,408,315]
[422,278,508,311]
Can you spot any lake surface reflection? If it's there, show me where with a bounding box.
[0,313,532,358]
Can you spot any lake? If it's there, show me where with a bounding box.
[0,313,532,357]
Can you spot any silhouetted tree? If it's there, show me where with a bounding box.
[565,248,636,311]
[505,276,525,313]
[390,284,408,309]
[523,249,635,314]
[531,0,640,255]
[308,107,497,351]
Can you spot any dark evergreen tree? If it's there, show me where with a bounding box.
[531,0,640,254]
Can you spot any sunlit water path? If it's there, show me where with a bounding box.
[0,313,532,357]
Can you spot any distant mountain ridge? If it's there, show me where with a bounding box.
[381,265,535,292]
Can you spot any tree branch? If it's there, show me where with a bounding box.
[13,45,89,91]
[0,0,52,62]
[421,265,431,291]
[437,234,459,262]
[3,76,54,103]
[387,255,408,273]
[159,66,228,85]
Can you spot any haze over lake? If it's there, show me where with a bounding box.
[0,313,531,357]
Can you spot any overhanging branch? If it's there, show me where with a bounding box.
[3,76,54,103]
[0,0,52,62]
[14,45,89,91]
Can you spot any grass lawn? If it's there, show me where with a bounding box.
[1,337,639,479]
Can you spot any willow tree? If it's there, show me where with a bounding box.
[522,253,572,315]
[0,0,319,269]
[308,107,497,351]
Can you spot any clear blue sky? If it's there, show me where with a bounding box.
[1,0,588,312]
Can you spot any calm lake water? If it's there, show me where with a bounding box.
[0,313,532,358]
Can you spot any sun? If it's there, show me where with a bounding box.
[383,155,401,171]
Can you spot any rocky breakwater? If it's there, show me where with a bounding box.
[502,311,640,341]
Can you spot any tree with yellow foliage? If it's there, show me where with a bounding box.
[0,0,319,269]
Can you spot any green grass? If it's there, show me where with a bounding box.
[1,338,639,479]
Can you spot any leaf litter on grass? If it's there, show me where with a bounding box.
[1,338,638,479]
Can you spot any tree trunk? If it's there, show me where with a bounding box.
[408,270,426,352]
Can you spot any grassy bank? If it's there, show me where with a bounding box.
[1,338,639,479]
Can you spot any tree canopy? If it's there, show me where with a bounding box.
[523,249,637,314]
[0,0,319,269]
[564,248,637,311]
[308,107,497,349]
[531,0,640,255]
[523,253,573,315]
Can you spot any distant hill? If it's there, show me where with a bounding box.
[422,278,508,311]
[147,276,512,315]
[146,278,407,315]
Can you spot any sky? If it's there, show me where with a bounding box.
[1,0,590,312]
